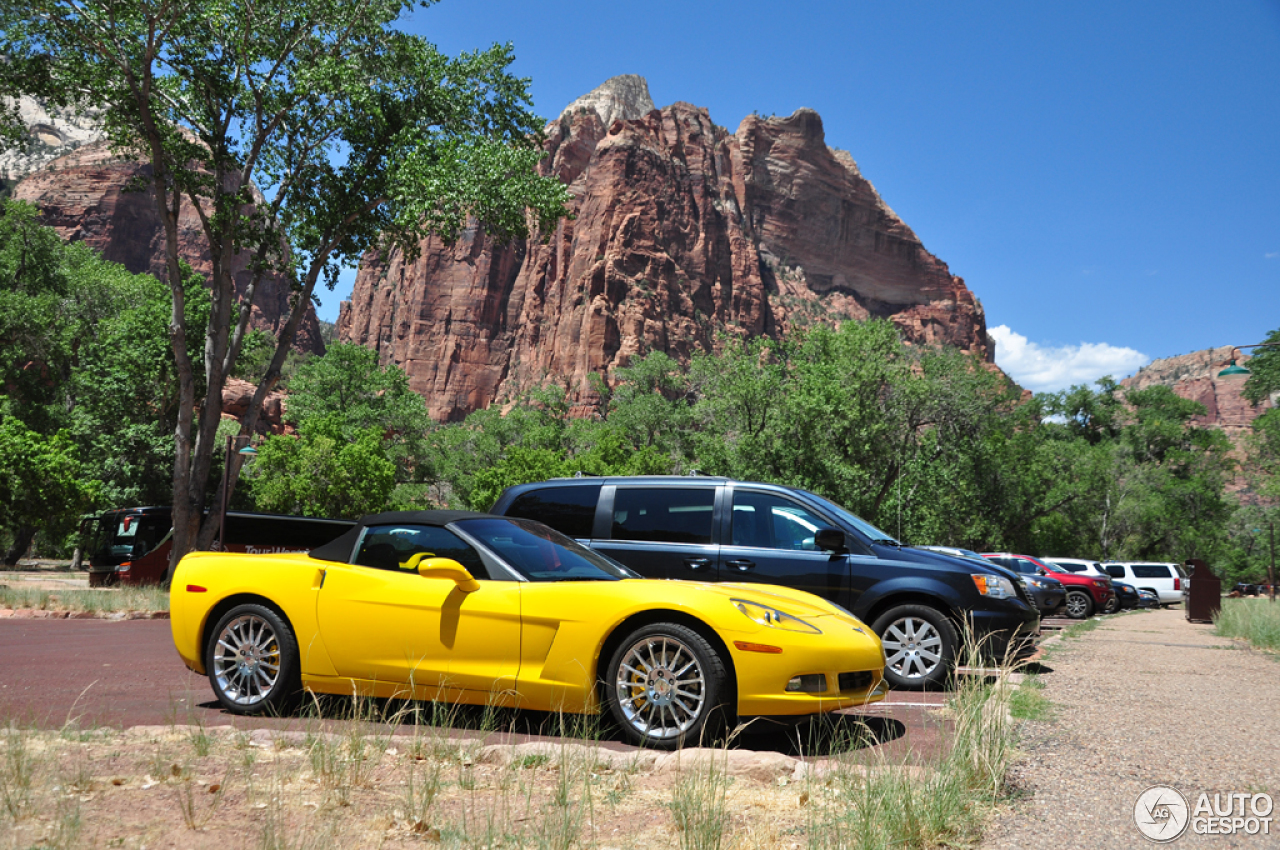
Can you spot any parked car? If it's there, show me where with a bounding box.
[1136,588,1161,608]
[1110,580,1141,611]
[920,546,1066,617]
[982,553,1114,620]
[1041,557,1112,580]
[491,477,1040,689]
[170,511,886,749]
[1102,562,1186,606]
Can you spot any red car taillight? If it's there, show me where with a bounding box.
[1174,577,1181,591]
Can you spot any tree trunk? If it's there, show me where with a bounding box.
[3,524,37,567]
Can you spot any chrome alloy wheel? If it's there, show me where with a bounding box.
[212,613,283,707]
[880,616,943,681]
[614,635,707,742]
[1065,591,1091,618]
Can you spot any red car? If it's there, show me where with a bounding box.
[982,553,1114,620]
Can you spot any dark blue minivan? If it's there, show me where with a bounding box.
[491,476,1040,689]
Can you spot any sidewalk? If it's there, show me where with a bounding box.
[982,607,1280,848]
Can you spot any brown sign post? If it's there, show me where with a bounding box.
[1184,558,1221,623]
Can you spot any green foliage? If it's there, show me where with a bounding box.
[0,419,97,546]
[249,425,395,519]
[1241,328,1280,407]
[243,344,431,516]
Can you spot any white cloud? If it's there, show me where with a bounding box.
[1266,252,1278,259]
[989,325,1149,394]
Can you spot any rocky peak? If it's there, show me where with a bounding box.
[339,80,993,421]
[0,95,104,185]
[559,74,655,128]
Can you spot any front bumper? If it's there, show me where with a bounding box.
[968,604,1041,663]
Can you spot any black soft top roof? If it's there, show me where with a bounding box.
[308,510,492,562]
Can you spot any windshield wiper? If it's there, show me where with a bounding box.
[872,538,902,548]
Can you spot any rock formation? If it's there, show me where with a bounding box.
[339,76,993,421]
[1121,347,1275,441]
[0,96,104,190]
[13,142,325,354]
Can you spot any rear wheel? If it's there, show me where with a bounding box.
[604,623,730,749]
[205,604,301,715]
[1065,590,1094,619]
[872,604,958,690]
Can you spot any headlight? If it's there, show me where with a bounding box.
[732,599,822,634]
[971,574,1017,599]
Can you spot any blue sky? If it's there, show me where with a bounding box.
[321,0,1280,394]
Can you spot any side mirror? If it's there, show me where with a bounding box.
[412,555,480,593]
[815,528,846,552]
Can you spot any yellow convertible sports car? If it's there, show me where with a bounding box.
[171,511,885,748]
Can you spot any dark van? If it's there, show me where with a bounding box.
[491,476,1040,689]
[80,507,355,586]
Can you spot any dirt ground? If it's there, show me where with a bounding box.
[0,715,948,849]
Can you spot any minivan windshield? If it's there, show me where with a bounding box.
[795,491,899,545]
[458,518,639,582]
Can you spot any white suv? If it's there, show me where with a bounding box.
[1042,557,1111,579]
[1102,562,1186,606]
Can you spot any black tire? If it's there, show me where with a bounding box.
[1065,590,1094,620]
[205,603,301,715]
[871,604,958,691]
[1103,594,1119,615]
[604,622,730,749]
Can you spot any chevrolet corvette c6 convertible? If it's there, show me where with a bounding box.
[171,511,885,748]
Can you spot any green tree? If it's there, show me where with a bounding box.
[0,419,97,564]
[249,423,395,518]
[1,0,572,580]
[243,343,431,513]
[1241,328,1280,407]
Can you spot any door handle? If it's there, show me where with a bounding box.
[683,557,711,571]
[726,559,755,572]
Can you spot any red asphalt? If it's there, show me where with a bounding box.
[0,618,949,758]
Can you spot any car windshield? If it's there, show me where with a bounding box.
[457,518,638,582]
[796,491,898,545]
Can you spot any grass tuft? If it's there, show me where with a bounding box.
[1215,597,1280,652]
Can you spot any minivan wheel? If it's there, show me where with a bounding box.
[871,604,957,690]
[1065,590,1094,620]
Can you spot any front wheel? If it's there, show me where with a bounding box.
[1065,590,1094,620]
[604,623,730,749]
[1103,594,1119,615]
[871,604,958,690]
[205,603,301,715]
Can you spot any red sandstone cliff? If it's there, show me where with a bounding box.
[339,76,992,421]
[12,141,325,354]
[1121,346,1275,441]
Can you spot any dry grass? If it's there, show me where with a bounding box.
[0,644,1025,849]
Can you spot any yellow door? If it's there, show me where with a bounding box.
[315,562,522,704]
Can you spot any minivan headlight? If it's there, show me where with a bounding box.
[971,574,1017,599]
[732,599,822,634]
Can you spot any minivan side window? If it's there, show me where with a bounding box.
[1104,565,1125,579]
[611,488,714,544]
[504,485,602,539]
[731,491,828,551]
